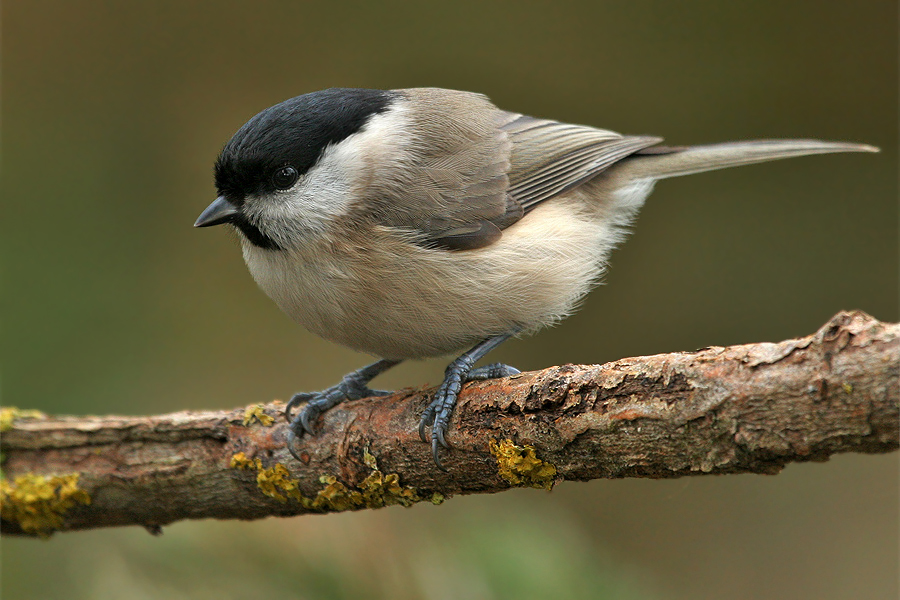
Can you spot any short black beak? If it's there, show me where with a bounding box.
[194,196,240,228]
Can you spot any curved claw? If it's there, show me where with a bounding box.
[285,428,304,462]
[284,392,314,422]
[435,425,450,450]
[418,400,438,443]
[431,437,447,472]
[284,399,299,423]
[299,405,319,436]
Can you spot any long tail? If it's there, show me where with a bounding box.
[619,139,879,180]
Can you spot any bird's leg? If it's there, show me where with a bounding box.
[418,333,518,469]
[285,358,401,460]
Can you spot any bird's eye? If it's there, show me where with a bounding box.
[272,166,299,190]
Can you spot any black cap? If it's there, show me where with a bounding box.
[214,88,397,202]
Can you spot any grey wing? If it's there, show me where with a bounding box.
[367,89,519,251]
[371,89,662,250]
[500,113,662,212]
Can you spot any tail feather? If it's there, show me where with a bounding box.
[620,139,879,181]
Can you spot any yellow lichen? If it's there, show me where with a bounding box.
[242,405,275,427]
[312,475,364,511]
[354,447,420,508]
[842,383,853,394]
[230,451,259,470]
[228,448,427,512]
[362,447,379,470]
[231,452,303,503]
[489,439,558,491]
[0,407,47,433]
[256,463,305,503]
[0,472,91,536]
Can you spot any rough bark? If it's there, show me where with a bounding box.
[1,310,897,537]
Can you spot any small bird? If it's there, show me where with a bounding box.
[196,87,877,468]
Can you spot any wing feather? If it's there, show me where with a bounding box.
[502,114,662,210]
[367,90,661,250]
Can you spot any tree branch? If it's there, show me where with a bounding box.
[2,310,897,537]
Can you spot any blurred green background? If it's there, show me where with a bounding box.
[2,1,896,598]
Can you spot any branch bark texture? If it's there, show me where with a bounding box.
[2,310,897,537]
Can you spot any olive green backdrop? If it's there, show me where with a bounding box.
[2,2,897,599]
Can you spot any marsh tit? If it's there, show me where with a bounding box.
[195,87,877,468]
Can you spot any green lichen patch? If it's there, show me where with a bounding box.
[0,472,91,536]
[0,407,47,432]
[241,405,275,427]
[229,448,426,512]
[490,439,558,491]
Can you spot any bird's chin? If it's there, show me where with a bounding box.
[231,216,283,251]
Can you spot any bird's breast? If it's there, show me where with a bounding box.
[240,191,644,359]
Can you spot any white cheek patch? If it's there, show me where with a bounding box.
[242,103,413,246]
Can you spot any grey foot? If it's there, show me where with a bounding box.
[417,335,517,470]
[285,359,400,461]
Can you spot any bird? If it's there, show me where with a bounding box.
[195,87,877,468]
